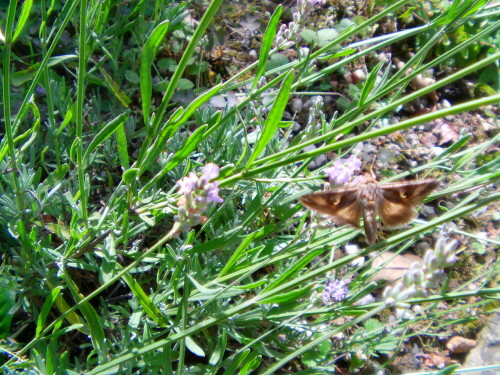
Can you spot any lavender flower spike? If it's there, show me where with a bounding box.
[324,156,362,186]
[382,232,459,318]
[323,279,349,304]
[172,163,224,234]
[202,163,220,181]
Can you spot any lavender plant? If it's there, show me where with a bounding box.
[1,0,498,374]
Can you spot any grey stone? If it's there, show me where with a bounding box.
[463,312,500,375]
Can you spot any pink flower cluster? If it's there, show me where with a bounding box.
[174,164,223,231]
[324,156,362,186]
[323,278,349,304]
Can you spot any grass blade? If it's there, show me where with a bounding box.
[140,20,170,127]
[247,70,294,166]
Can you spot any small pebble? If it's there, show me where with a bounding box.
[441,99,452,108]
[431,146,444,156]
[282,111,292,121]
[420,205,436,218]
[352,69,366,82]
[248,49,258,60]
[290,98,303,113]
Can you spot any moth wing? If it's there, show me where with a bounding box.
[378,179,439,227]
[299,188,362,227]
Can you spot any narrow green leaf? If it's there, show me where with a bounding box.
[138,85,221,176]
[264,249,323,292]
[57,105,74,136]
[46,320,63,375]
[431,133,471,163]
[60,274,106,357]
[83,111,129,162]
[247,70,294,166]
[219,232,258,277]
[234,279,267,290]
[441,0,486,26]
[36,286,63,337]
[185,335,206,357]
[11,55,78,86]
[451,135,499,174]
[326,48,357,58]
[187,274,223,295]
[253,5,282,89]
[0,288,14,339]
[134,106,184,168]
[122,168,140,185]
[45,279,88,335]
[259,285,312,304]
[99,68,131,108]
[223,350,251,375]
[172,127,209,171]
[147,0,224,138]
[140,89,217,174]
[359,60,384,106]
[69,137,80,164]
[140,20,170,126]
[122,273,167,327]
[166,84,222,132]
[12,0,33,43]
[190,226,243,254]
[19,101,41,153]
[209,330,227,366]
[116,122,130,169]
[240,351,261,374]
[433,364,461,375]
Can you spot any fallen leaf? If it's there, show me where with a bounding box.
[371,252,423,284]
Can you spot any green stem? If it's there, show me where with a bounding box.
[2,1,27,253]
[76,0,88,226]
[41,0,60,167]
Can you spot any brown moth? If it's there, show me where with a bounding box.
[299,173,439,244]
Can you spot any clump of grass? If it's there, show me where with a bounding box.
[1,0,499,373]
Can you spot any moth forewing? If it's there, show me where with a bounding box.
[380,179,439,204]
[298,188,362,227]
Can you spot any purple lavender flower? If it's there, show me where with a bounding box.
[324,156,362,186]
[206,181,223,203]
[35,86,46,95]
[176,173,198,195]
[322,279,348,304]
[202,163,220,181]
[172,163,224,234]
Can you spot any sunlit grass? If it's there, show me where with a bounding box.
[1,0,499,373]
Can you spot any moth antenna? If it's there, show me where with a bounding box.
[363,156,376,179]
